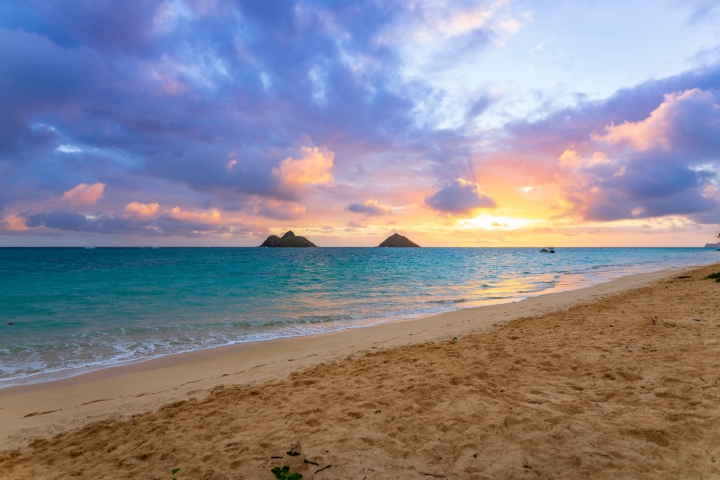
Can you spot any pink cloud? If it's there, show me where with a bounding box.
[1,213,30,231]
[166,206,221,223]
[124,202,159,218]
[62,183,105,205]
[387,0,524,45]
[347,199,393,216]
[558,150,609,168]
[592,88,719,150]
[157,72,188,95]
[273,146,334,186]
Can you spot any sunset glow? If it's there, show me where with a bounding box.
[0,1,719,246]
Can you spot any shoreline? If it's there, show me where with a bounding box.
[2,253,715,391]
[0,262,705,452]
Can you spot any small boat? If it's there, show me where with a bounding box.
[539,248,556,254]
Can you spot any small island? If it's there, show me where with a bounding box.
[259,231,317,247]
[378,233,420,248]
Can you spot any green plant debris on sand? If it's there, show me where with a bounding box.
[705,272,720,282]
[171,467,180,479]
[271,465,303,480]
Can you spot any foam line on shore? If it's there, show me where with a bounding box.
[0,263,703,451]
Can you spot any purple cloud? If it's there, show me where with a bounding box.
[558,89,720,222]
[562,158,716,222]
[347,199,392,216]
[0,0,719,242]
[0,0,477,224]
[23,209,266,237]
[425,178,497,215]
[487,70,720,224]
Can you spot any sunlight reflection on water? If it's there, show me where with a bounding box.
[0,247,716,386]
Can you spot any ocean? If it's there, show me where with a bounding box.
[1,247,717,388]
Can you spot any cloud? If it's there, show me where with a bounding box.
[165,206,221,223]
[425,178,497,215]
[1,213,29,231]
[558,150,609,168]
[273,146,334,186]
[0,0,496,240]
[0,1,434,220]
[548,89,720,222]
[26,210,91,231]
[0,28,105,154]
[255,202,306,221]
[1,0,165,55]
[20,209,266,238]
[347,199,393,216]
[558,158,717,221]
[412,4,498,41]
[486,66,720,225]
[465,93,496,123]
[504,64,720,159]
[1,0,719,242]
[62,183,105,205]
[346,220,367,229]
[124,202,159,218]
[387,0,525,47]
[675,0,720,24]
[592,89,720,151]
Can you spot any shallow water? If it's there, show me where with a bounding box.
[0,247,716,387]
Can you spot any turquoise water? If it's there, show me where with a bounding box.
[0,247,717,387]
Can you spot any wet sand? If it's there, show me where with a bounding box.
[1,262,719,479]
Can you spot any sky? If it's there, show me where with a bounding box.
[1,0,719,247]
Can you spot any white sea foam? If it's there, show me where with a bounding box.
[0,247,716,388]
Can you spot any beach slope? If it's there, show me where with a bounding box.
[1,263,719,479]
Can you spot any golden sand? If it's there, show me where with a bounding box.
[1,263,719,479]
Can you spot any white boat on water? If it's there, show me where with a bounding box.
[539,247,555,253]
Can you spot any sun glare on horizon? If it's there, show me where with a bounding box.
[457,214,539,231]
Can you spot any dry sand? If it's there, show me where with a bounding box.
[1,263,719,479]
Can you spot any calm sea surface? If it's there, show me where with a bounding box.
[0,247,717,387]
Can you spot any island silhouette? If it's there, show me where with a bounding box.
[378,233,420,247]
[259,231,317,247]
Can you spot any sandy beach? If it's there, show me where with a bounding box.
[1,262,719,479]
